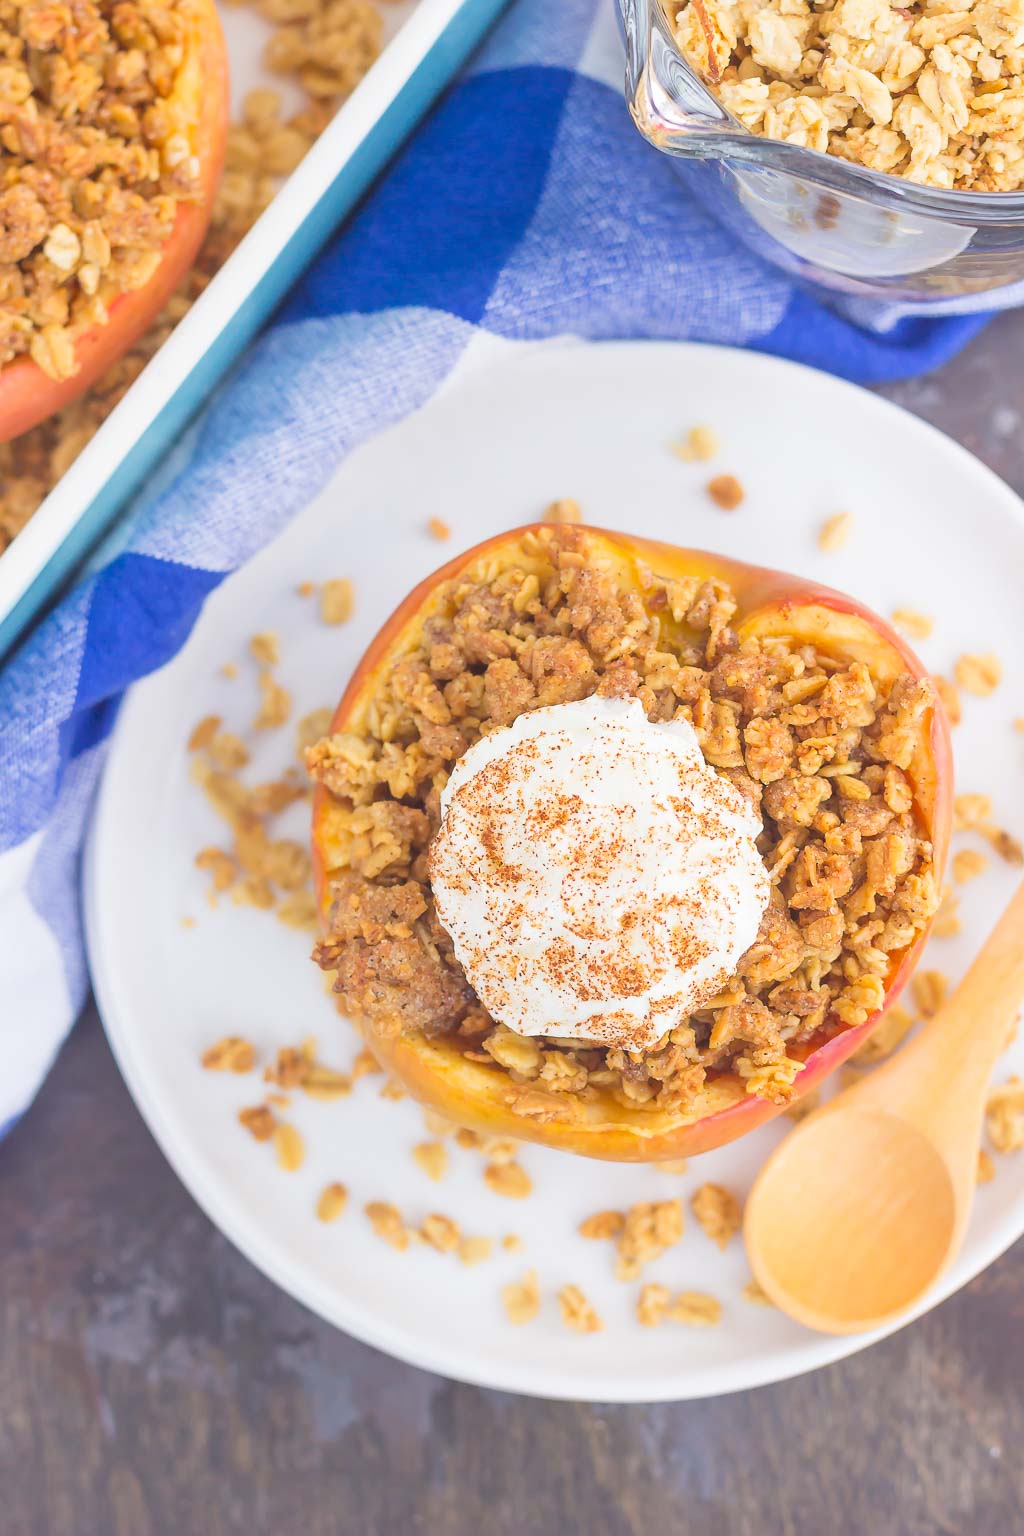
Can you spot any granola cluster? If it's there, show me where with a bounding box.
[0,0,387,550]
[309,525,940,1119]
[674,0,1024,190]
[0,0,205,384]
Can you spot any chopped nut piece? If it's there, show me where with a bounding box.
[667,1291,722,1327]
[953,848,988,884]
[977,1149,995,1185]
[421,1213,461,1253]
[189,714,222,751]
[742,1279,775,1307]
[201,1036,255,1073]
[484,1161,533,1199]
[302,1064,352,1101]
[320,579,355,626]
[579,1210,626,1241]
[317,1182,348,1222]
[502,1270,540,1325]
[817,512,852,552]
[891,609,934,640]
[706,474,744,511]
[986,1077,1024,1153]
[691,1183,742,1249]
[544,498,582,525]
[250,632,280,666]
[853,1004,915,1065]
[636,1283,671,1327]
[273,1122,305,1172]
[457,1236,493,1267]
[672,424,719,462]
[412,1141,449,1182]
[365,1201,410,1251]
[239,1104,276,1142]
[427,517,451,541]
[954,653,1002,697]
[254,671,292,730]
[981,825,1024,867]
[615,1201,684,1282]
[558,1284,603,1334]
[911,970,948,1019]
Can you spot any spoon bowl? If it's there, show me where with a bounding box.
[744,880,1024,1335]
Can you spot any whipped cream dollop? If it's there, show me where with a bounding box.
[429,696,771,1050]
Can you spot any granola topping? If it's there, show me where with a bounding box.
[310,526,940,1119]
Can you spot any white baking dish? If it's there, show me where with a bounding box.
[0,0,507,659]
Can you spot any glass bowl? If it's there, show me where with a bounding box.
[620,0,1024,304]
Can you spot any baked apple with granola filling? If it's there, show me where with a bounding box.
[309,524,952,1162]
[0,0,229,441]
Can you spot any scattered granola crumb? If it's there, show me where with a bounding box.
[655,1159,689,1174]
[953,848,989,884]
[955,653,1002,697]
[784,1086,821,1121]
[986,1077,1024,1153]
[579,1210,626,1241]
[181,915,196,930]
[301,1064,352,1101]
[352,1048,382,1081]
[954,794,993,830]
[502,1234,524,1254]
[891,609,934,640]
[265,1092,291,1109]
[981,825,1024,867]
[615,1201,684,1282]
[742,1279,775,1308]
[911,970,948,1019]
[932,675,961,727]
[277,892,319,930]
[558,1284,603,1334]
[320,578,355,626]
[366,1201,410,1252]
[455,1128,483,1150]
[421,1213,461,1254]
[421,1109,457,1139]
[221,663,239,681]
[817,512,852,552]
[208,731,249,772]
[413,1141,449,1182]
[544,498,582,525]
[667,1291,722,1327]
[201,1036,255,1074]
[379,1076,407,1102]
[239,1104,277,1142]
[316,1182,348,1223]
[195,847,237,894]
[254,670,292,730]
[502,1270,540,1325]
[250,631,279,666]
[853,1004,915,1065]
[297,581,315,598]
[672,424,719,462]
[457,1236,493,1268]
[484,1161,533,1200]
[977,1149,996,1185]
[932,884,962,940]
[1015,718,1024,733]
[273,1122,305,1172]
[296,708,333,759]
[427,517,451,541]
[636,1283,671,1327]
[691,1183,742,1250]
[188,714,222,752]
[706,474,744,511]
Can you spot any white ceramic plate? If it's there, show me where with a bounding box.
[86,340,1024,1402]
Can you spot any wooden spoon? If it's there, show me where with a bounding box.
[744,880,1024,1335]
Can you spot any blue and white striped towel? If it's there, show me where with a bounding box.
[0,0,992,1136]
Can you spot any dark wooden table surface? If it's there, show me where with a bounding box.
[3,315,1024,1536]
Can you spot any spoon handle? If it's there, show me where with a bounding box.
[882,879,1024,1117]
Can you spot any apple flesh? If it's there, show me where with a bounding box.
[0,0,229,443]
[312,525,953,1162]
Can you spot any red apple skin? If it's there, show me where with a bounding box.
[312,524,953,1162]
[0,0,229,443]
